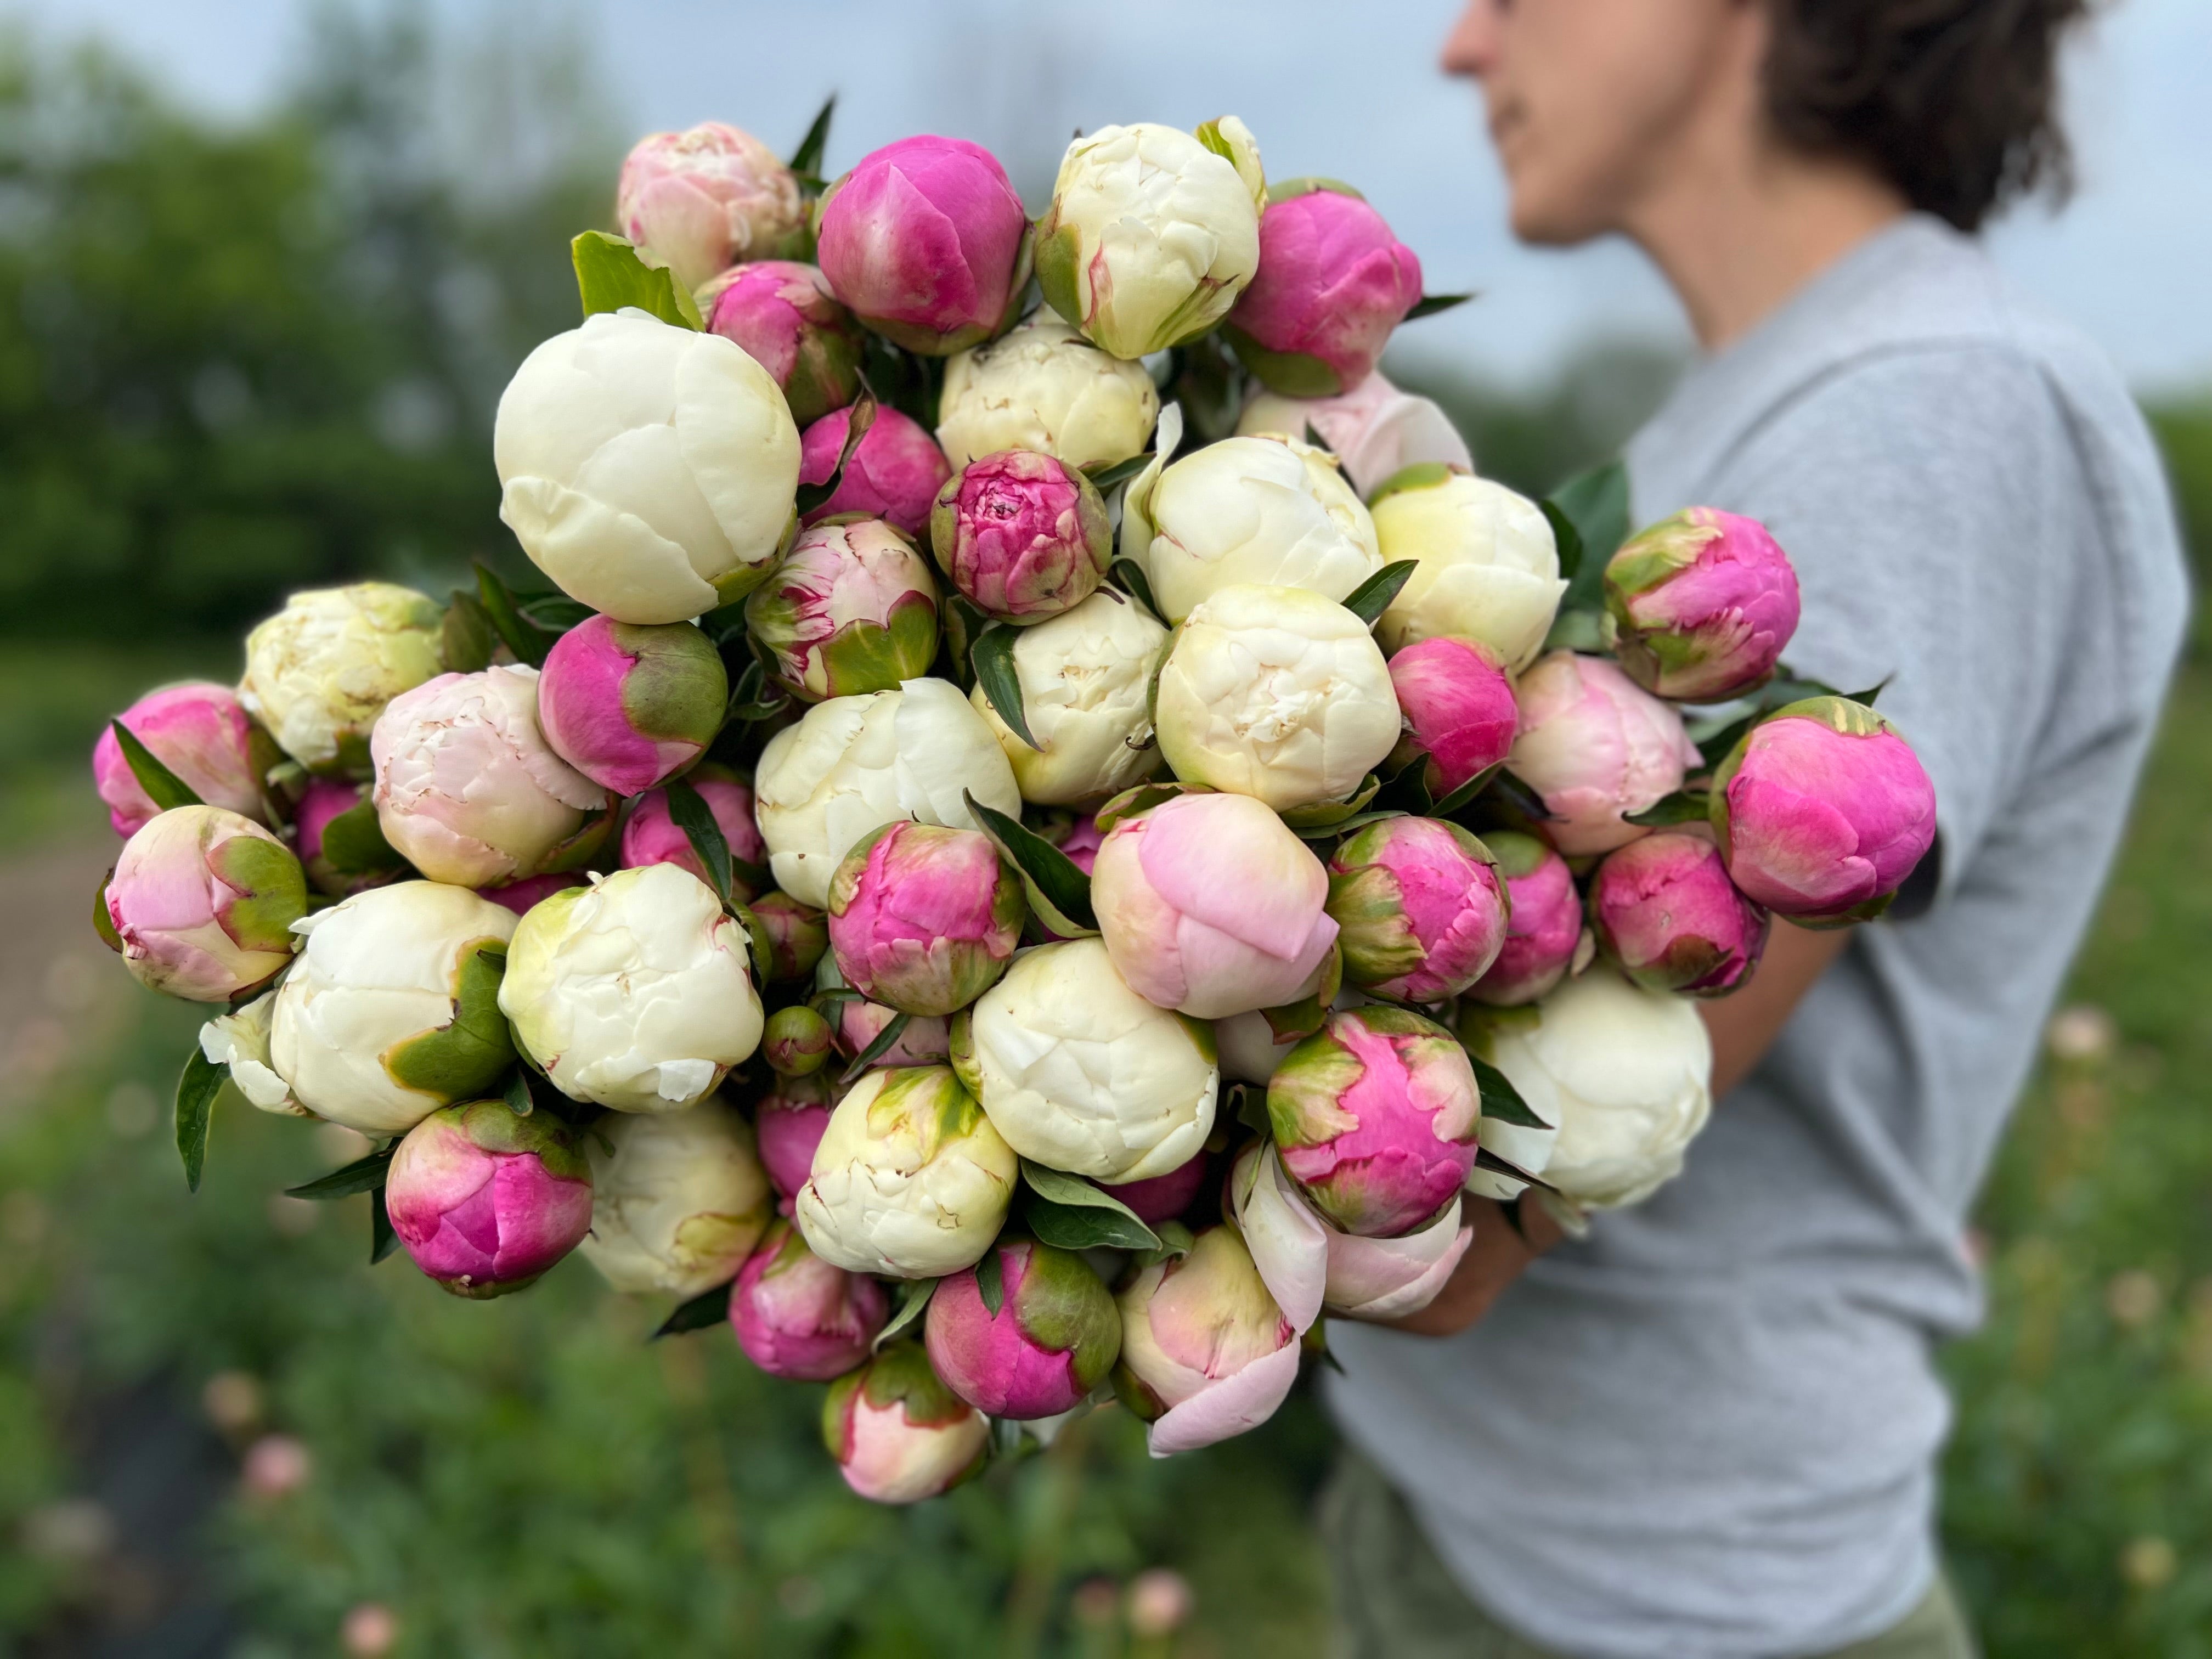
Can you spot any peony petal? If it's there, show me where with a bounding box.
[1228,1143,1329,1332]
[1146,1338,1301,1457]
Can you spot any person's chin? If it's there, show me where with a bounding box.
[1508,189,1610,249]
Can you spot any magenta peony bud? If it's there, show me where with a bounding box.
[752,890,828,981]
[762,1005,834,1076]
[1268,1006,1481,1237]
[1604,509,1801,703]
[1506,651,1700,856]
[1592,830,1768,996]
[815,136,1031,357]
[293,777,402,899]
[698,260,864,426]
[1710,697,1936,926]
[620,767,766,901]
[1224,183,1423,397]
[1109,1150,1211,1226]
[730,1219,887,1380]
[1114,1223,1301,1455]
[93,682,275,837]
[826,822,1025,1017]
[928,450,1112,622]
[1325,817,1509,1003]
[105,805,306,1001]
[756,1072,834,1201]
[536,616,727,796]
[924,1234,1121,1419]
[744,517,941,702]
[615,122,805,292]
[1462,831,1582,1007]
[798,404,953,538]
[1387,636,1517,800]
[476,871,586,917]
[821,1342,990,1504]
[384,1099,594,1299]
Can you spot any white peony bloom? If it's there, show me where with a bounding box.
[935,314,1160,471]
[966,591,1167,805]
[238,582,444,772]
[498,863,764,1114]
[577,1096,774,1297]
[268,881,520,1137]
[199,991,306,1116]
[953,938,1218,1183]
[753,677,1021,909]
[1372,467,1565,670]
[794,1064,1017,1278]
[1153,583,1400,811]
[493,309,801,625]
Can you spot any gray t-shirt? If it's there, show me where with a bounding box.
[1327,216,2188,1658]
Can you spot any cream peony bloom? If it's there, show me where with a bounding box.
[198,992,306,1116]
[577,1097,774,1297]
[238,582,444,773]
[967,591,1167,805]
[936,314,1160,471]
[1372,466,1566,670]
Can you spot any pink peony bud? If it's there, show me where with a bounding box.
[93,682,275,837]
[756,1072,834,1202]
[536,615,728,796]
[476,871,586,917]
[384,1099,594,1299]
[826,822,1025,1017]
[1604,509,1801,703]
[615,122,805,293]
[763,1005,835,1076]
[1268,1006,1481,1237]
[1110,1149,1212,1226]
[294,777,402,899]
[1113,1223,1301,1455]
[1710,697,1936,925]
[815,136,1031,356]
[1051,812,1105,875]
[730,1219,887,1380]
[798,404,953,538]
[1505,651,1700,856]
[831,997,952,1070]
[1237,370,1473,498]
[1325,817,1508,1003]
[619,766,766,901]
[1387,636,1517,800]
[928,450,1111,622]
[821,1341,990,1504]
[1091,792,1339,1020]
[924,1234,1121,1419]
[751,890,828,981]
[104,805,306,1001]
[698,260,864,425]
[744,517,941,702]
[1224,183,1423,397]
[1592,830,1768,996]
[1462,831,1582,1007]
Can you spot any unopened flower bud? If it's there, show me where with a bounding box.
[967,594,1167,806]
[94,682,278,836]
[537,616,727,795]
[927,1233,1121,1419]
[935,314,1159,471]
[619,766,766,901]
[1592,831,1768,996]
[744,517,941,702]
[1506,651,1699,856]
[239,583,444,772]
[756,1071,834,1201]
[1387,635,1517,800]
[1114,1223,1300,1454]
[1372,469,1564,672]
[385,1099,593,1299]
[105,806,304,1002]
[732,1219,888,1380]
[751,890,828,981]
[1327,817,1508,1002]
[698,259,862,425]
[763,1006,834,1076]
[1237,371,1472,499]
[1604,508,1801,703]
[1462,831,1581,1007]
[929,449,1111,623]
[827,822,1024,1017]
[577,1097,772,1297]
[616,122,805,292]
[1110,1150,1213,1226]
[821,1342,989,1504]
[797,405,953,539]
[1225,181,1422,397]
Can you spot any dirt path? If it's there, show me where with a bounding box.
[0,840,136,1116]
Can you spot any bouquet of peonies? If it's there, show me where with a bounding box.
[91,104,1937,1504]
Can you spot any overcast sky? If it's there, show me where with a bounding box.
[10,0,2210,393]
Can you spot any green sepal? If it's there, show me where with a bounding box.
[571,229,703,329]
[1092,778,1212,835]
[93,871,122,953]
[611,621,728,747]
[1266,175,1364,204]
[1033,222,1084,332]
[474,562,560,669]
[381,942,517,1103]
[206,833,309,952]
[316,793,408,879]
[1283,775,1383,838]
[1365,460,1458,510]
[1224,326,1342,399]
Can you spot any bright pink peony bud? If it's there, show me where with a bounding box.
[104,805,306,1001]
[1109,1149,1211,1226]
[1387,636,1517,800]
[1710,697,1936,925]
[1091,792,1339,1020]
[1506,651,1700,856]
[698,260,864,426]
[798,404,953,538]
[1325,817,1508,1002]
[730,1219,887,1380]
[615,122,805,292]
[744,517,941,702]
[928,450,1111,622]
[756,1072,834,1201]
[1113,1223,1301,1455]
[815,136,1031,357]
[924,1234,1121,1419]
[536,616,727,796]
[1225,183,1423,397]
[751,890,828,981]
[1604,509,1801,703]
[1592,830,1768,996]
[477,871,586,917]
[620,767,766,901]
[384,1099,594,1299]
[293,777,403,899]
[1462,831,1581,1007]
[826,822,1025,1017]
[821,1341,990,1504]
[1268,1006,1481,1237]
[93,682,275,837]
[763,1005,835,1076]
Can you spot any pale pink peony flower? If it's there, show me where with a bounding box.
[1113,1223,1301,1455]
[1506,651,1699,856]
[104,805,305,1002]
[383,1099,594,1299]
[1235,370,1472,498]
[615,122,804,292]
[744,517,940,702]
[821,1342,989,1503]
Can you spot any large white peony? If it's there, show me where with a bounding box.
[238,582,444,773]
[966,591,1167,805]
[1372,466,1565,670]
[935,314,1160,471]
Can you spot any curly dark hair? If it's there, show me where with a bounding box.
[1763,0,2097,232]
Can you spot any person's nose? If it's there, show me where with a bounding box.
[1440,0,1503,80]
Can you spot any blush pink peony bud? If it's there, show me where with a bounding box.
[928,450,1111,622]
[105,805,307,1001]
[1224,182,1423,397]
[619,767,766,900]
[1109,1149,1212,1225]
[1325,818,1508,1003]
[798,404,953,538]
[924,1234,1121,1419]
[94,682,275,836]
[293,777,403,899]
[744,517,941,701]
[1592,830,1768,996]
[1604,509,1801,703]
[383,1099,594,1299]
[1235,370,1473,499]
[763,1005,835,1076]
[756,1072,834,1201]
[752,890,828,981]
[536,616,727,796]
[1113,1223,1301,1455]
[1506,651,1700,856]
[1463,831,1582,1007]
[730,1219,887,1380]
[1387,636,1517,800]
[1709,697,1936,925]
[832,997,952,1070]
[815,136,1032,357]
[615,122,805,293]
[826,822,1025,1017]
[821,1342,990,1504]
[698,260,864,426]
[1267,1006,1481,1237]
[1091,792,1338,1020]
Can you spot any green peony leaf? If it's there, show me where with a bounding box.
[969,624,1037,750]
[111,720,202,812]
[651,1278,738,1341]
[663,776,734,909]
[1341,561,1420,628]
[473,562,560,669]
[571,229,703,329]
[840,1012,913,1084]
[1469,1054,1545,1130]
[1403,292,1472,321]
[316,793,408,877]
[974,1244,1005,1318]
[874,1277,937,1350]
[176,1046,224,1193]
[788,94,836,182]
[1624,790,1712,828]
[1084,453,1155,493]
[962,792,1096,937]
[370,1185,400,1263]
[285,1143,396,1200]
[1019,1161,1159,1252]
[1105,558,1165,625]
[794,389,877,516]
[441,589,499,673]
